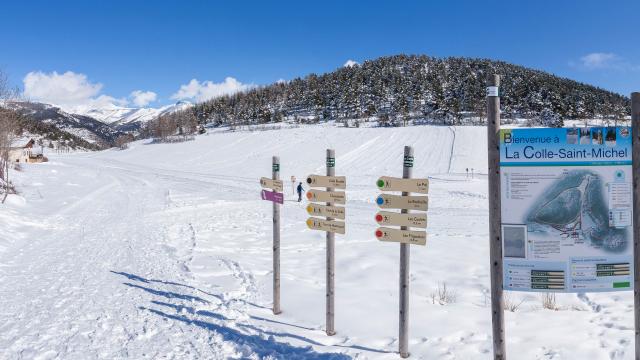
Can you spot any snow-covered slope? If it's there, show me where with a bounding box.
[0,125,633,359]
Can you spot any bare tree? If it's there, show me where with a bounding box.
[0,70,21,202]
[114,134,134,150]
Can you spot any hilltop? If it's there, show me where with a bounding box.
[167,55,629,128]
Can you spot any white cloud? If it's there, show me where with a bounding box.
[23,71,127,112]
[579,52,618,69]
[171,77,253,102]
[130,90,157,107]
[573,52,640,72]
[344,59,359,67]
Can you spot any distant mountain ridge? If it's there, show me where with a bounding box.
[174,54,629,127]
[77,101,192,128]
[5,101,122,147]
[2,100,193,149]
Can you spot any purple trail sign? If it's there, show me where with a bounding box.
[261,190,284,204]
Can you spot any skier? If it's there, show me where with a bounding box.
[296,182,304,202]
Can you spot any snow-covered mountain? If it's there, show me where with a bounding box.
[1,100,194,148]
[77,101,193,128]
[3,101,124,148]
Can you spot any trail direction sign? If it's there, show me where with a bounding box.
[376,176,429,193]
[261,189,283,204]
[375,211,427,228]
[307,175,346,189]
[376,194,428,211]
[307,204,345,220]
[260,177,283,192]
[375,227,426,245]
[307,217,346,234]
[307,190,346,204]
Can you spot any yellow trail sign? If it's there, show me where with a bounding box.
[306,204,345,220]
[260,177,283,192]
[307,217,346,234]
[306,175,346,189]
[375,227,426,245]
[375,211,427,228]
[307,190,346,204]
[376,176,429,193]
[375,194,428,211]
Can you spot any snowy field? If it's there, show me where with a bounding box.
[0,124,634,359]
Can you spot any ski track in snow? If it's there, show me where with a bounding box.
[0,125,635,359]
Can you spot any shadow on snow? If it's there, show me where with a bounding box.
[111,270,269,310]
[111,270,355,359]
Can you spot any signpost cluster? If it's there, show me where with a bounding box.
[254,79,640,359]
[305,149,345,335]
[374,146,429,358]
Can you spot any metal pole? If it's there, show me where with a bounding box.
[399,145,413,358]
[632,92,640,359]
[326,149,336,335]
[487,74,505,359]
[273,156,282,315]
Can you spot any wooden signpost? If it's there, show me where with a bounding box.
[375,211,427,228]
[260,177,283,192]
[375,227,426,245]
[307,190,346,204]
[307,204,346,220]
[261,189,283,204]
[374,146,428,358]
[307,175,346,189]
[306,218,346,234]
[376,176,429,193]
[260,157,283,315]
[487,75,505,359]
[305,149,345,336]
[633,92,640,360]
[376,194,428,211]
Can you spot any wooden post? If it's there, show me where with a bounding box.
[399,146,413,358]
[273,156,282,315]
[632,92,640,359]
[326,149,336,335]
[487,74,505,359]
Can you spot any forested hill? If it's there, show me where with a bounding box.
[173,55,631,128]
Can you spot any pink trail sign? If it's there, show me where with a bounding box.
[261,190,284,204]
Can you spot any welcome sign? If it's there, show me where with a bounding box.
[500,127,633,293]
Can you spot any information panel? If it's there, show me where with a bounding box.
[500,127,633,292]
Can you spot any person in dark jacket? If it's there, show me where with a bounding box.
[296,182,304,202]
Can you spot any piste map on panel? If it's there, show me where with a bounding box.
[526,170,627,253]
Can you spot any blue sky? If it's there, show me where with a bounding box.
[1,0,638,110]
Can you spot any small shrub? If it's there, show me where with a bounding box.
[503,292,524,312]
[541,293,560,310]
[430,282,457,305]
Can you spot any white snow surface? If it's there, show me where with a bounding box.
[0,125,634,359]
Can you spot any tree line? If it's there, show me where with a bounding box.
[144,54,629,133]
